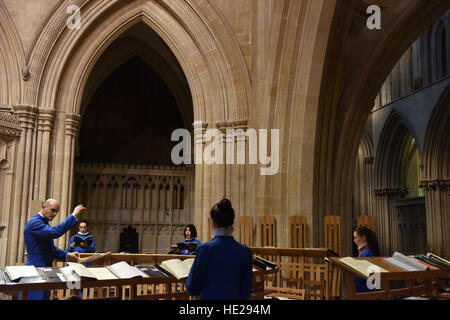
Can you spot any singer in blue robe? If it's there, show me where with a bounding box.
[353,226,380,293]
[186,199,252,300]
[67,220,95,254]
[180,224,201,255]
[23,200,85,300]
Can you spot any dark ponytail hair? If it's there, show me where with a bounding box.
[355,225,380,256]
[210,199,235,228]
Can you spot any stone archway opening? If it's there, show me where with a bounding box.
[72,22,194,254]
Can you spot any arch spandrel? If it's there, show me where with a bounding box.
[24,0,250,124]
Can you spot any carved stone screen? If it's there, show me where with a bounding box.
[72,163,194,254]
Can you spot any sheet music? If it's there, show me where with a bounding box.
[5,265,39,281]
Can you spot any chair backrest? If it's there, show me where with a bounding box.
[324,215,341,299]
[357,215,376,233]
[289,216,307,248]
[259,216,277,247]
[238,216,253,246]
[324,215,341,255]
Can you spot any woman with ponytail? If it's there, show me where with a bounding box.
[353,225,381,292]
[185,199,253,300]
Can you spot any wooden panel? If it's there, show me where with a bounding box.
[357,215,376,233]
[324,215,341,299]
[238,216,253,246]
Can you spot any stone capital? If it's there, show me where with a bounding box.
[12,105,39,130]
[419,179,450,191]
[37,109,56,132]
[64,113,81,137]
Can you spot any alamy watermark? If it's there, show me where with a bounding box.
[366,265,382,290]
[367,5,381,30]
[66,5,81,30]
[171,122,280,176]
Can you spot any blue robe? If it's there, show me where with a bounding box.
[24,213,78,300]
[67,233,96,253]
[180,238,201,255]
[185,235,252,300]
[354,246,375,293]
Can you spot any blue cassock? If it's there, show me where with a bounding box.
[354,246,375,293]
[185,235,252,300]
[180,238,201,255]
[67,233,96,253]
[24,213,78,300]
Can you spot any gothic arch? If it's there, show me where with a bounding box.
[375,111,419,190]
[430,12,449,80]
[313,0,450,254]
[0,1,24,105]
[24,0,250,122]
[15,0,252,251]
[421,86,450,257]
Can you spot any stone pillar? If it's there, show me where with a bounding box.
[0,110,21,267]
[373,187,407,256]
[420,179,450,258]
[34,109,56,201]
[10,105,38,263]
[60,113,80,249]
[233,120,248,217]
[193,121,209,242]
[215,121,227,202]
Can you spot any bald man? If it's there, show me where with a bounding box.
[23,199,86,300]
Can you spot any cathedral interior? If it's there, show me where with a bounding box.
[0,0,449,299]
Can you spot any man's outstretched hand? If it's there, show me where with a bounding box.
[72,204,86,219]
[67,252,80,262]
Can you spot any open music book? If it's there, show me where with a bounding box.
[62,261,148,281]
[156,258,195,280]
[5,265,40,282]
[383,252,428,271]
[339,257,388,277]
[2,266,47,283]
[74,235,94,246]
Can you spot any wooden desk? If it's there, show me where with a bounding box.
[329,257,450,300]
[0,264,276,300]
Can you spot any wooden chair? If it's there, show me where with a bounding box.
[357,215,376,232]
[238,216,253,246]
[324,215,341,299]
[303,263,327,300]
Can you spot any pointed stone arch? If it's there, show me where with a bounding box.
[313,0,450,255]
[420,86,450,257]
[0,1,24,105]
[10,0,252,253]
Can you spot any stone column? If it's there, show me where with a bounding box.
[0,110,22,267]
[10,105,38,263]
[373,187,407,255]
[34,109,56,201]
[420,179,450,258]
[54,113,80,249]
[193,121,209,242]
[233,120,248,217]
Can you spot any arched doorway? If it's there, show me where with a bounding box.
[71,22,194,253]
